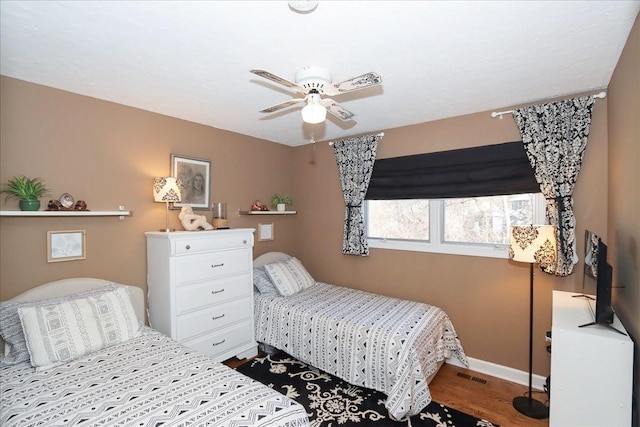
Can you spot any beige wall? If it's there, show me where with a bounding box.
[608,12,639,422]
[609,9,640,343]
[0,76,297,301]
[0,61,618,379]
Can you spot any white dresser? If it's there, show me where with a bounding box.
[145,229,257,362]
[549,290,633,427]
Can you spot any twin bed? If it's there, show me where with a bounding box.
[0,278,309,427]
[1,253,467,425]
[252,252,468,421]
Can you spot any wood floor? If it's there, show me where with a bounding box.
[225,355,550,427]
[429,363,549,427]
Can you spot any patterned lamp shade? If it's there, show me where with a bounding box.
[509,225,557,269]
[153,177,181,203]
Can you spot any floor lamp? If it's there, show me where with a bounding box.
[509,224,557,419]
[153,177,181,232]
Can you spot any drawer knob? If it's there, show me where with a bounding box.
[212,313,225,320]
[185,245,191,250]
[211,288,225,295]
[243,239,247,244]
[211,263,224,268]
[212,339,226,347]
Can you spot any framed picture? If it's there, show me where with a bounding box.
[47,230,86,262]
[170,154,211,210]
[258,223,274,241]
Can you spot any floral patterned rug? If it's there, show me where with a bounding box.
[236,351,499,427]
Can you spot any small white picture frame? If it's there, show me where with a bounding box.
[47,230,86,262]
[258,223,274,241]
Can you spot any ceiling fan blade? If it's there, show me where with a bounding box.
[321,99,355,121]
[259,98,306,114]
[323,72,382,96]
[250,69,307,95]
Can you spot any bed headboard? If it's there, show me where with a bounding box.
[253,251,290,268]
[4,278,145,323]
[1,278,145,357]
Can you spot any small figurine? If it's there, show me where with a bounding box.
[74,200,88,210]
[47,199,62,210]
[252,200,269,211]
[178,205,213,231]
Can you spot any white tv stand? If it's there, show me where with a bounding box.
[549,291,633,426]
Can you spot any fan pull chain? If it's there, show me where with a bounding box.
[309,132,316,150]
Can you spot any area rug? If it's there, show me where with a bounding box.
[236,351,499,427]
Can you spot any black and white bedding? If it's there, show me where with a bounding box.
[0,279,309,427]
[252,253,468,421]
[1,327,309,426]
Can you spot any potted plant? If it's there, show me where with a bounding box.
[271,194,294,212]
[0,176,51,211]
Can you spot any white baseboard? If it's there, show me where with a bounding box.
[446,356,547,391]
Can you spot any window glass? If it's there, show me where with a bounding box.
[367,200,429,240]
[443,194,536,245]
[366,193,544,258]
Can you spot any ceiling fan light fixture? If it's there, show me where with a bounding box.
[251,67,381,123]
[301,94,326,124]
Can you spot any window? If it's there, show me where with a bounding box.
[367,200,430,240]
[366,193,545,258]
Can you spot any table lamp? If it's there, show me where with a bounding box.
[153,177,181,232]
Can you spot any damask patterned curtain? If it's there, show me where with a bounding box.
[333,133,382,256]
[512,95,595,276]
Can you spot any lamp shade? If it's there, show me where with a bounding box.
[510,224,557,268]
[301,93,327,124]
[153,177,182,203]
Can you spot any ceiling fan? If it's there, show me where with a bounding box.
[250,66,382,124]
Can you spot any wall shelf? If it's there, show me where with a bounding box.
[0,209,132,218]
[238,210,296,216]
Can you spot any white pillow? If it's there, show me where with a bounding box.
[18,287,140,370]
[0,284,116,365]
[253,267,279,297]
[264,257,315,296]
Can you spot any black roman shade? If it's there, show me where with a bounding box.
[365,141,539,200]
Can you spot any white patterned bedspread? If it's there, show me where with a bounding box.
[254,282,468,421]
[0,326,309,427]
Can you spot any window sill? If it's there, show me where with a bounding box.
[368,238,509,259]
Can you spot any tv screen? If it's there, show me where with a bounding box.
[593,238,614,325]
[580,230,624,334]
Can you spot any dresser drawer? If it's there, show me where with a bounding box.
[175,248,249,284]
[172,234,252,255]
[183,321,254,359]
[175,275,250,314]
[176,298,252,341]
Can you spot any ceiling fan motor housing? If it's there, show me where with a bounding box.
[295,66,332,94]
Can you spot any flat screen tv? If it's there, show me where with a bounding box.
[579,230,625,335]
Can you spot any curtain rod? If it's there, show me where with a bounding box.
[490,91,607,119]
[328,132,385,146]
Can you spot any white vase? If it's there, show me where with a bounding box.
[277,203,286,212]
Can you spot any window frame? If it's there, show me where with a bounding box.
[366,193,546,259]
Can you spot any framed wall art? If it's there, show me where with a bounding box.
[170,154,211,210]
[258,223,274,241]
[47,230,86,263]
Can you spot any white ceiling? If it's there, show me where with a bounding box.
[1,1,638,147]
